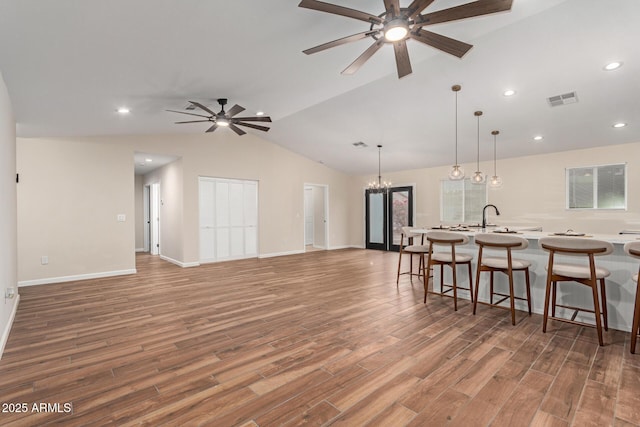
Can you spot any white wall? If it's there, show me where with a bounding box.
[349,142,640,245]
[16,137,136,285]
[0,72,19,358]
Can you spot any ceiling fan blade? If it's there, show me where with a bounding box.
[298,0,383,24]
[166,109,211,118]
[384,0,400,18]
[188,101,217,116]
[407,0,436,19]
[341,39,385,75]
[411,29,472,58]
[234,121,271,132]
[393,40,412,78]
[414,0,513,27]
[175,120,211,124]
[232,116,272,123]
[205,124,218,133]
[228,123,247,136]
[303,30,378,55]
[226,104,245,117]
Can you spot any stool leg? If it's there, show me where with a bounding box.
[524,268,532,315]
[591,280,604,346]
[489,271,494,305]
[396,249,403,285]
[422,254,428,304]
[473,268,482,316]
[452,263,458,311]
[599,278,608,331]
[631,280,640,354]
[508,269,516,326]
[551,282,557,317]
[409,255,414,281]
[543,274,553,334]
[468,262,474,303]
[440,264,444,294]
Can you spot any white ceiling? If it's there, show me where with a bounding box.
[1,0,638,176]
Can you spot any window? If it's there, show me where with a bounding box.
[441,179,487,223]
[566,163,626,209]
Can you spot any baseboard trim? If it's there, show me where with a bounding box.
[135,248,146,253]
[329,245,364,250]
[18,269,137,287]
[0,294,20,360]
[259,250,305,259]
[160,255,200,268]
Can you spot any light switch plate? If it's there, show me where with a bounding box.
[117,214,126,222]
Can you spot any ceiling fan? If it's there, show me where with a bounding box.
[299,0,513,78]
[167,98,272,136]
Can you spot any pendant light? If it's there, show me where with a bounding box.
[368,144,391,193]
[489,130,503,188]
[448,84,465,180]
[471,110,485,184]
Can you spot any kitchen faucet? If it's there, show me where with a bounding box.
[482,204,500,230]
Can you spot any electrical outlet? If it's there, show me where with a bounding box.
[41,256,49,265]
[5,288,16,299]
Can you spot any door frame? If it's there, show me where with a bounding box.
[150,182,160,255]
[364,184,416,251]
[388,186,414,252]
[303,183,329,250]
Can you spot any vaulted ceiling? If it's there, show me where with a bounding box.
[1,0,638,175]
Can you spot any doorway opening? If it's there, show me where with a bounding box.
[304,184,328,251]
[143,182,161,255]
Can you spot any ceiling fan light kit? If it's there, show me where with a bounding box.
[166,98,272,135]
[299,0,513,79]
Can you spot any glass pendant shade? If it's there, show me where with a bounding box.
[472,170,485,184]
[449,85,465,180]
[449,164,465,180]
[471,110,485,185]
[489,130,502,188]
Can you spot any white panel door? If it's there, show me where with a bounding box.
[304,187,314,246]
[199,177,258,263]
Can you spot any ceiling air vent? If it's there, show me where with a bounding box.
[547,91,578,107]
[353,141,368,148]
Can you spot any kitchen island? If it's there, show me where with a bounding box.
[414,228,640,333]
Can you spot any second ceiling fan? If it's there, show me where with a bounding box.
[299,0,513,78]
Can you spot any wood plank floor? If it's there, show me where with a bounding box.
[1,249,639,426]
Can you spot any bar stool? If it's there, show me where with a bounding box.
[423,231,474,311]
[473,233,532,325]
[623,241,640,353]
[396,226,429,285]
[539,237,613,346]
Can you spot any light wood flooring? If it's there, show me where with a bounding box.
[1,249,639,426]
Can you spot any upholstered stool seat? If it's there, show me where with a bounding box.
[623,241,640,353]
[473,233,532,325]
[540,237,613,346]
[424,231,474,311]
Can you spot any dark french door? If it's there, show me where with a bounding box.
[365,186,414,252]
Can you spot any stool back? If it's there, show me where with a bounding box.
[425,231,469,246]
[539,237,613,256]
[474,233,529,251]
[624,241,640,259]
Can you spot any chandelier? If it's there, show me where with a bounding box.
[368,144,391,193]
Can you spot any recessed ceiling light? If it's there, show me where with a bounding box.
[256,111,265,116]
[503,89,516,97]
[604,61,622,71]
[533,135,544,141]
[145,158,153,162]
[117,107,130,114]
[613,122,627,128]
